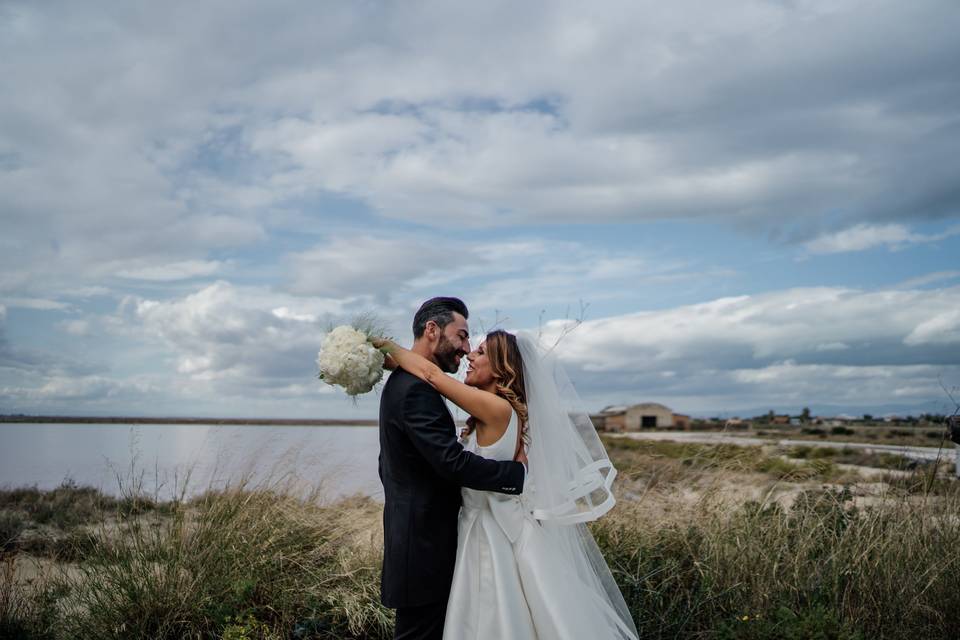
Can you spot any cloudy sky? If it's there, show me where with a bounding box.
[1,0,958,419]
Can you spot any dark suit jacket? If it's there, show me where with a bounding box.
[378,368,525,608]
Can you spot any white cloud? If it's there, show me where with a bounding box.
[9,375,156,402]
[281,234,718,318]
[60,319,91,336]
[58,286,112,298]
[814,342,849,352]
[131,281,344,386]
[251,113,428,194]
[2,1,959,417]
[727,361,954,406]
[904,308,960,346]
[285,236,459,297]
[896,271,960,289]
[805,224,916,254]
[805,224,960,255]
[0,297,72,311]
[455,242,727,315]
[546,285,960,370]
[115,260,224,282]
[5,278,959,416]
[0,367,188,415]
[271,307,317,323]
[253,107,867,227]
[2,0,958,303]
[539,285,960,411]
[233,1,960,230]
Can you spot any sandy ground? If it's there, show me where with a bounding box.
[607,436,943,523]
[614,430,957,463]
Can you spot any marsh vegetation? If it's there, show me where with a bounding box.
[2,437,958,639]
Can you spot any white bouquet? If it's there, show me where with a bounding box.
[316,324,386,396]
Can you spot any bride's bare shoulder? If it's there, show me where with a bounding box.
[473,392,513,446]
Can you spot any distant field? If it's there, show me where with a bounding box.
[0,415,378,426]
[751,424,950,448]
[649,420,953,448]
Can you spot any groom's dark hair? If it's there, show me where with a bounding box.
[413,297,468,339]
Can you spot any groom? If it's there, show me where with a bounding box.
[379,296,526,640]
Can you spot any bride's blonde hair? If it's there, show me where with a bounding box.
[465,330,529,455]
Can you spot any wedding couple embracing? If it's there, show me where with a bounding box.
[376,297,638,640]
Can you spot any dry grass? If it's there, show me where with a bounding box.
[593,435,960,639]
[1,477,391,640]
[2,438,959,639]
[592,483,960,639]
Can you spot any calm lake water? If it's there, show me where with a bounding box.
[0,423,383,500]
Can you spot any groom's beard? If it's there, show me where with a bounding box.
[434,335,462,374]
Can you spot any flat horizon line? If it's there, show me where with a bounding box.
[0,415,378,426]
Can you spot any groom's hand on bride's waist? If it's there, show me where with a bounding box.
[515,447,528,475]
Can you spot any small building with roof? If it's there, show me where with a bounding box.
[591,403,689,432]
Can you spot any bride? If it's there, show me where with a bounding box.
[376,330,639,639]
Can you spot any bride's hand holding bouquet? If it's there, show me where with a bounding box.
[369,337,399,371]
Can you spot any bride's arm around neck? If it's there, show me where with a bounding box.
[378,340,512,433]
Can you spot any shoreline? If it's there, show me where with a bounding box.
[0,415,378,426]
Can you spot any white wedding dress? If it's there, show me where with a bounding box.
[443,409,638,639]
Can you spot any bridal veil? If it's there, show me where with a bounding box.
[516,332,639,639]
